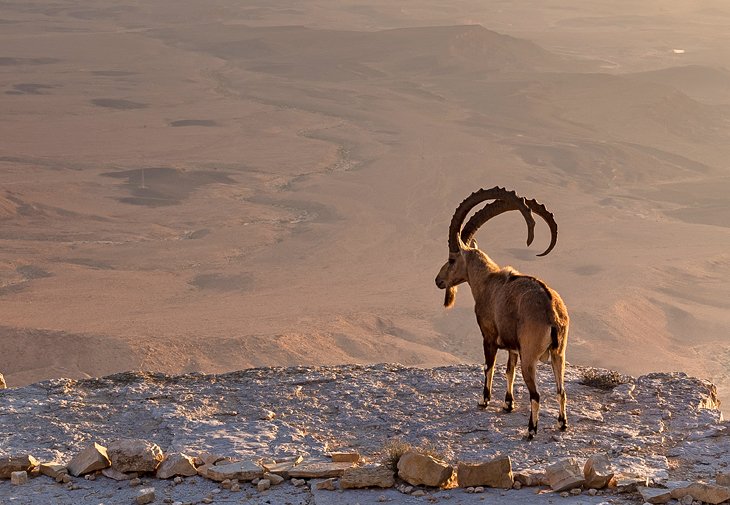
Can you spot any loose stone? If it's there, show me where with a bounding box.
[10,471,28,485]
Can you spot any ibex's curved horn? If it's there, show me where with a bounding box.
[461,197,558,256]
[448,186,535,254]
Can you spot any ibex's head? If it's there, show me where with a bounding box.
[435,186,558,308]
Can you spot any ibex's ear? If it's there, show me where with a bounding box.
[469,239,478,249]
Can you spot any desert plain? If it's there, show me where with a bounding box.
[0,0,729,413]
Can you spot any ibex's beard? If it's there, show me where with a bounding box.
[444,286,457,308]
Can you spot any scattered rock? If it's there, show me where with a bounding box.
[102,467,136,481]
[412,489,427,497]
[330,451,360,463]
[291,478,307,487]
[263,472,285,485]
[513,469,546,487]
[611,474,649,493]
[262,455,304,478]
[545,458,585,492]
[457,455,514,489]
[10,470,28,485]
[474,486,484,493]
[156,452,197,479]
[173,476,183,485]
[584,453,615,489]
[136,487,156,505]
[670,482,730,504]
[107,439,164,473]
[316,478,337,490]
[0,454,38,479]
[129,477,142,487]
[257,478,271,491]
[206,460,264,482]
[570,487,582,495]
[680,494,694,505]
[717,472,730,487]
[39,462,67,480]
[289,461,354,479]
[341,464,395,489]
[513,481,522,490]
[67,443,110,477]
[639,486,674,504]
[398,451,454,488]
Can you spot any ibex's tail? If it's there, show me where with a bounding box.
[550,326,559,350]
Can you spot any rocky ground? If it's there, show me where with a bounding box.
[0,363,727,504]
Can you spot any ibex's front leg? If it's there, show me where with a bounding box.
[504,351,518,412]
[479,339,498,408]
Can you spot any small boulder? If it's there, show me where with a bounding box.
[717,472,730,487]
[264,472,285,485]
[0,454,38,479]
[288,461,355,479]
[583,453,614,489]
[341,464,395,489]
[257,478,271,491]
[397,450,453,488]
[206,460,264,482]
[330,452,360,463]
[102,467,137,481]
[671,483,730,505]
[544,458,585,492]
[457,455,513,489]
[39,462,67,480]
[639,486,674,504]
[107,439,163,473]
[67,443,110,477]
[513,469,546,487]
[316,478,337,490]
[135,487,155,505]
[156,452,197,479]
[10,471,28,485]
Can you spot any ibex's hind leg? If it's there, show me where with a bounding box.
[479,341,498,408]
[503,351,518,412]
[551,348,568,431]
[520,359,540,440]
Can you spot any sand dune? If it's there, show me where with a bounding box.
[0,0,729,414]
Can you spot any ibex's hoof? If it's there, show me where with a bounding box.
[502,401,514,413]
[526,431,535,441]
[478,400,489,409]
[559,422,568,432]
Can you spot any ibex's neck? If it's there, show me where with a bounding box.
[465,249,500,286]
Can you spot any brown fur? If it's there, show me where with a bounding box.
[436,218,569,440]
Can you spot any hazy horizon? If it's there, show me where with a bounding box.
[1,0,729,414]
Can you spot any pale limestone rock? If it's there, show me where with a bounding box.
[107,439,163,473]
[206,460,264,482]
[257,478,271,491]
[67,443,110,476]
[156,452,197,479]
[513,469,546,487]
[412,489,426,497]
[611,474,649,493]
[340,464,395,489]
[0,454,38,479]
[717,472,730,487]
[330,452,360,463]
[39,462,67,480]
[262,455,304,478]
[196,464,210,478]
[291,478,307,487]
[102,467,136,481]
[457,456,513,489]
[639,486,674,504]
[670,483,730,504]
[397,450,454,488]
[10,471,28,485]
[289,461,354,479]
[316,478,337,490]
[545,458,585,492]
[583,453,614,489]
[264,472,285,485]
[136,487,155,505]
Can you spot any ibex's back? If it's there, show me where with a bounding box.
[434,187,569,440]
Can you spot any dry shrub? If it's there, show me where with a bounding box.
[579,368,630,390]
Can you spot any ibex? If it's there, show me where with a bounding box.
[435,186,569,439]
